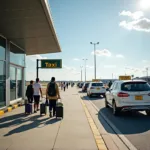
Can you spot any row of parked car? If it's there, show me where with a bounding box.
[77,81,106,97]
[78,79,150,116]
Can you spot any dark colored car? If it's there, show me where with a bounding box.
[82,83,89,92]
[79,82,84,88]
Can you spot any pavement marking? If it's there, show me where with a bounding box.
[13,104,18,109]
[7,107,12,112]
[81,100,108,150]
[87,99,137,150]
[0,110,4,116]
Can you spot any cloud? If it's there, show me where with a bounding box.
[142,60,149,63]
[63,65,76,71]
[104,65,117,68]
[119,11,144,20]
[91,49,111,57]
[116,54,124,58]
[119,18,150,32]
[86,65,94,69]
[27,55,47,62]
[73,58,80,61]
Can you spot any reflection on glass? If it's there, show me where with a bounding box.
[17,68,22,98]
[0,61,6,107]
[10,66,16,100]
[10,44,25,66]
[0,36,6,60]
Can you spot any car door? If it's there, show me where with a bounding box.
[108,82,116,104]
[87,83,91,94]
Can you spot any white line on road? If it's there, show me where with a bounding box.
[87,99,137,150]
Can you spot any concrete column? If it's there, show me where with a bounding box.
[5,40,10,107]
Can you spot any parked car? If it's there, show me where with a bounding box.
[79,82,84,88]
[105,80,150,116]
[87,82,106,97]
[82,82,90,92]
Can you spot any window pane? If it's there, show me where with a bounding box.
[121,82,150,91]
[10,66,16,100]
[17,68,22,98]
[0,61,6,107]
[10,44,25,66]
[0,36,6,60]
[92,83,103,86]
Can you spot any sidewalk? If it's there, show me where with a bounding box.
[0,87,99,150]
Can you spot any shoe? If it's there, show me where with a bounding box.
[34,110,37,113]
[37,109,40,111]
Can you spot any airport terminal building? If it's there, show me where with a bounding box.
[0,0,61,109]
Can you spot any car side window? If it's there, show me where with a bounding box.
[110,83,115,90]
[113,83,118,90]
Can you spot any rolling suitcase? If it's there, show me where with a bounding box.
[25,103,32,114]
[40,103,47,115]
[56,102,63,119]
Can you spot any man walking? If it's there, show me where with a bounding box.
[26,80,34,103]
[33,78,43,113]
[46,77,61,118]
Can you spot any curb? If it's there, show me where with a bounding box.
[0,101,24,116]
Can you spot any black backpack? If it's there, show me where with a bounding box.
[48,82,57,96]
[26,85,33,97]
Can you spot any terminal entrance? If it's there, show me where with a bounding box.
[10,65,23,101]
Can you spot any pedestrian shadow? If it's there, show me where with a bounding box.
[98,107,150,135]
[44,117,61,125]
[0,113,25,123]
[4,115,49,136]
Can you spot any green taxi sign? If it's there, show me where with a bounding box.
[41,59,62,69]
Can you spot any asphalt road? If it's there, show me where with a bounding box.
[80,91,150,150]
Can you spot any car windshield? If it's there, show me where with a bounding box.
[121,82,150,91]
[92,83,103,86]
[85,83,89,87]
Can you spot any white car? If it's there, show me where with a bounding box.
[87,82,106,97]
[105,80,150,116]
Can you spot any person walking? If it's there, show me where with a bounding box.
[33,78,43,113]
[46,77,61,118]
[26,80,34,103]
[63,82,66,91]
[66,83,69,89]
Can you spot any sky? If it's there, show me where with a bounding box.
[26,0,150,81]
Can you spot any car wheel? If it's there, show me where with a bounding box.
[89,94,92,98]
[105,97,109,108]
[146,110,150,116]
[112,101,120,116]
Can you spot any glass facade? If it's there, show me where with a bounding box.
[10,43,25,67]
[10,66,16,100]
[17,68,22,98]
[0,36,6,108]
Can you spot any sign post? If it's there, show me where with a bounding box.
[36,59,62,78]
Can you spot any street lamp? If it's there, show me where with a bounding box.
[146,67,149,82]
[83,59,88,82]
[80,66,83,82]
[90,42,99,79]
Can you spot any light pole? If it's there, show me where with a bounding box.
[146,67,149,82]
[90,42,99,79]
[80,66,83,82]
[83,59,88,82]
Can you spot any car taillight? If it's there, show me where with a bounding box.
[117,92,129,97]
[90,87,94,89]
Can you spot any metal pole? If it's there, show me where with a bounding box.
[94,44,96,79]
[36,59,39,78]
[147,68,148,82]
[81,68,82,82]
[85,60,86,82]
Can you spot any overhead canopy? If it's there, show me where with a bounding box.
[0,0,61,55]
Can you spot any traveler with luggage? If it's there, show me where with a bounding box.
[26,80,34,103]
[46,77,61,118]
[33,78,43,113]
